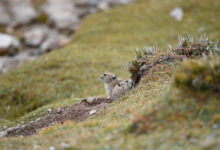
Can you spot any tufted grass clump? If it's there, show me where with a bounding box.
[173,34,220,58]
[128,44,184,85]
[128,56,220,135]
[174,56,220,97]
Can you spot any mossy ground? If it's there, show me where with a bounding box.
[0,0,220,149]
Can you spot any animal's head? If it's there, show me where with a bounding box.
[100,73,117,83]
[124,79,134,90]
[117,79,134,90]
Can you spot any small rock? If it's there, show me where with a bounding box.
[39,30,72,54]
[36,118,41,121]
[49,146,56,150]
[60,143,70,149]
[48,108,52,112]
[0,33,20,56]
[0,131,5,138]
[0,51,36,73]
[57,108,62,114]
[89,109,96,115]
[108,0,133,6]
[9,0,38,25]
[203,135,214,146]
[212,124,218,129]
[57,34,72,47]
[3,126,7,130]
[74,8,90,19]
[85,97,94,103]
[89,0,100,6]
[0,2,11,25]
[74,0,90,7]
[170,7,184,21]
[98,2,109,11]
[24,25,50,47]
[42,0,80,31]
[39,30,59,54]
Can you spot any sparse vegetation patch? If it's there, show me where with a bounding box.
[128,35,220,136]
[174,56,220,97]
[173,34,220,58]
[128,44,184,85]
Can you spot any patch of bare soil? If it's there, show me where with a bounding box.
[4,98,110,137]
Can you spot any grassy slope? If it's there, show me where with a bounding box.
[1,0,219,120]
[0,0,220,149]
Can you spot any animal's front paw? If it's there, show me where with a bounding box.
[106,97,113,103]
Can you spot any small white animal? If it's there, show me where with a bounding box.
[82,79,134,104]
[111,79,134,101]
[100,73,123,99]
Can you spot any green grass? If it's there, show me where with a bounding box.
[1,0,219,121]
[0,0,220,149]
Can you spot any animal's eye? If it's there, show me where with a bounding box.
[103,74,106,76]
[126,80,129,83]
[112,76,116,80]
[117,83,121,87]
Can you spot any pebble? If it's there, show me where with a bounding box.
[0,131,5,138]
[49,146,56,150]
[36,118,41,121]
[60,143,70,149]
[170,7,184,21]
[212,124,218,129]
[89,109,96,115]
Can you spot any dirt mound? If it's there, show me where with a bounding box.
[4,98,110,137]
[128,53,184,85]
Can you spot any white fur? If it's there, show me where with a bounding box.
[104,83,112,97]
[111,79,133,101]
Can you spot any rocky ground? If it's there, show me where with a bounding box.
[2,98,110,137]
[0,0,132,74]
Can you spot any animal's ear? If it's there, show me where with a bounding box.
[132,81,135,86]
[112,75,117,80]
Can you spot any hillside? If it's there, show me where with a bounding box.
[0,0,220,149]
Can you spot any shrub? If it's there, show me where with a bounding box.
[128,44,183,85]
[174,56,220,95]
[173,34,220,58]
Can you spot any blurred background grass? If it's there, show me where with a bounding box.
[0,0,219,123]
[0,0,220,149]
